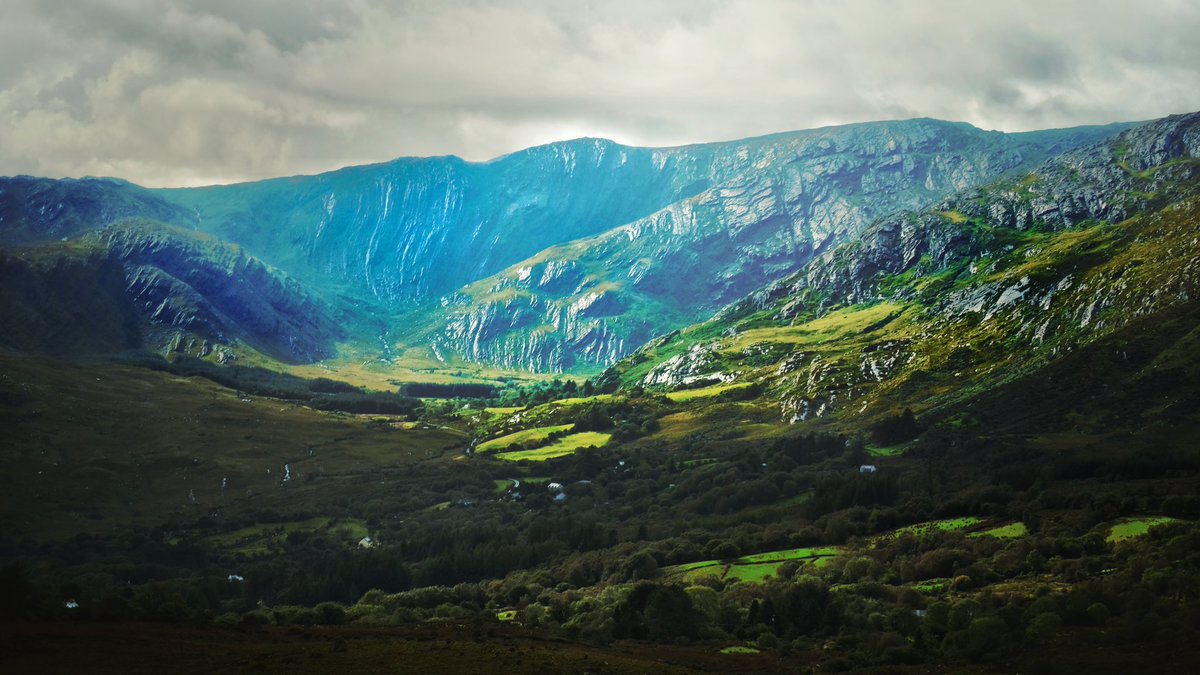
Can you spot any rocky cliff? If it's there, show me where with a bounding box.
[602,112,1200,430]
[427,121,1131,370]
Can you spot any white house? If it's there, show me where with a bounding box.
[547,482,564,493]
[859,464,877,474]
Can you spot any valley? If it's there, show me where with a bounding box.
[2,112,1200,673]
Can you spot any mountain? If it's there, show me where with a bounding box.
[5,113,1200,674]
[601,111,1200,434]
[0,119,1132,371]
[0,176,192,245]
[0,219,341,362]
[425,122,1134,371]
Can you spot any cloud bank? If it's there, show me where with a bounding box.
[3,0,1199,186]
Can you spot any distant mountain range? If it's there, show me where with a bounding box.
[9,113,1196,377]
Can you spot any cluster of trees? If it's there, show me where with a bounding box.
[570,400,661,441]
[397,382,496,399]
[488,378,596,407]
[870,408,922,446]
[9,365,1200,671]
[11,520,1197,670]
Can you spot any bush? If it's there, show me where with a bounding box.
[316,601,347,625]
[1025,611,1062,643]
[947,616,1009,659]
[241,609,273,627]
[1085,602,1111,626]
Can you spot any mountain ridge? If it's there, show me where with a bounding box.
[600,110,1200,431]
[0,116,1146,372]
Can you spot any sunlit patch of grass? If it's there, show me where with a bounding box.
[722,562,782,583]
[720,646,762,655]
[866,443,910,457]
[496,610,518,622]
[670,546,841,584]
[969,522,1028,539]
[724,302,905,352]
[665,382,752,402]
[878,517,983,540]
[476,424,574,452]
[1107,516,1180,543]
[546,395,617,406]
[484,406,524,416]
[493,432,612,462]
[738,546,841,564]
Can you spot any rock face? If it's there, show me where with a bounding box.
[743,112,1200,318]
[641,344,736,388]
[0,117,1138,371]
[95,221,343,363]
[610,111,1200,423]
[164,139,707,305]
[0,219,341,362]
[426,121,1132,370]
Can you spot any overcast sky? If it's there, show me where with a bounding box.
[3,0,1199,187]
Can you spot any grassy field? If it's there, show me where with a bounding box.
[490,395,619,428]
[970,522,1028,539]
[205,517,368,557]
[484,406,525,416]
[877,517,984,540]
[665,383,753,402]
[723,562,787,583]
[284,341,546,389]
[545,394,617,406]
[671,546,841,584]
[738,546,841,564]
[476,424,574,452]
[0,353,465,542]
[722,303,906,352]
[493,431,612,462]
[649,403,785,443]
[866,443,911,457]
[1107,516,1180,543]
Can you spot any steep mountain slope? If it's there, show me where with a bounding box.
[0,119,1133,372]
[0,176,192,245]
[162,140,702,305]
[423,122,1131,371]
[0,220,341,362]
[603,112,1200,432]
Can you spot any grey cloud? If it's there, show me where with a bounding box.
[2,0,1199,186]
